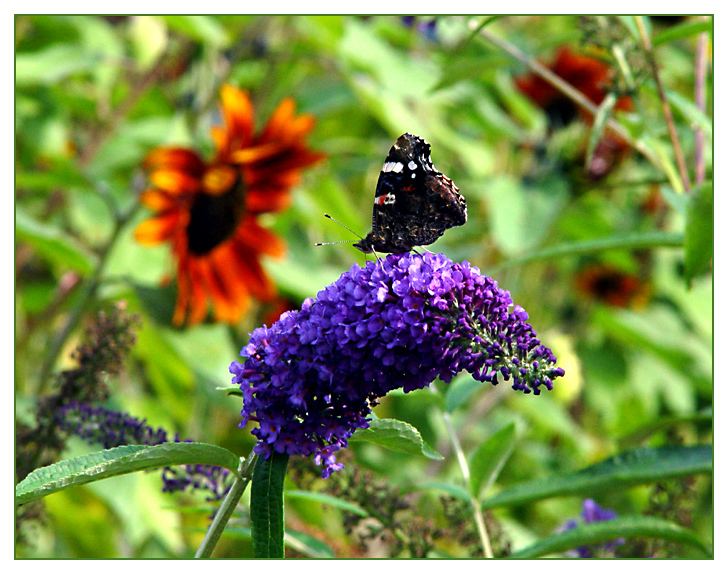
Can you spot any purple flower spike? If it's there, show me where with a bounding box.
[230,252,563,477]
[561,498,624,558]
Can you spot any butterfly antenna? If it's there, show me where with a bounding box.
[323,213,365,241]
[314,239,356,247]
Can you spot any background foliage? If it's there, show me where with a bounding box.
[15,15,712,558]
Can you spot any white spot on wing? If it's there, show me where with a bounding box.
[382,161,404,173]
[408,160,417,170]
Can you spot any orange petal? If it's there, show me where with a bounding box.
[134,212,181,245]
[186,259,211,325]
[144,147,206,175]
[245,188,292,214]
[259,97,296,142]
[220,84,254,146]
[150,169,202,195]
[230,142,285,165]
[236,218,286,258]
[139,189,177,212]
[230,247,276,301]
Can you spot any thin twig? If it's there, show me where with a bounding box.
[469,19,662,173]
[442,411,494,558]
[635,16,692,193]
[694,17,710,186]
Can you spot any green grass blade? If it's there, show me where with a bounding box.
[482,445,711,509]
[511,515,710,558]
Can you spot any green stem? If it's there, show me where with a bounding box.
[195,452,258,559]
[36,202,140,394]
[442,411,494,558]
[635,16,692,193]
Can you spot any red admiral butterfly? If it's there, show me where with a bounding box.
[353,133,467,253]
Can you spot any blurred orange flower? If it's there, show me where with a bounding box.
[135,85,324,325]
[516,47,633,179]
[575,264,650,308]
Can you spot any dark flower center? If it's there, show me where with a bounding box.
[186,166,246,255]
[544,97,578,128]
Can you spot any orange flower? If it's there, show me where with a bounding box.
[135,85,324,325]
[575,264,650,308]
[516,48,633,179]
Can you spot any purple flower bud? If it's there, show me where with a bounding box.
[230,253,564,477]
[561,499,624,557]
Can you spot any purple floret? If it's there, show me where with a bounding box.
[230,252,564,477]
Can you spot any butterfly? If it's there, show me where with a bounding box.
[353,133,467,254]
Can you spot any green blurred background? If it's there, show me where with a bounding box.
[15,15,712,558]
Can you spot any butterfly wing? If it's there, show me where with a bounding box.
[356,133,467,253]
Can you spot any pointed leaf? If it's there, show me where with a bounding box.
[469,423,517,498]
[250,453,289,558]
[482,444,711,509]
[286,490,368,517]
[349,418,443,460]
[684,182,713,285]
[653,19,712,46]
[16,208,96,274]
[510,515,710,558]
[16,443,240,505]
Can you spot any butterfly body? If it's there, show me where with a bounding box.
[353,133,467,253]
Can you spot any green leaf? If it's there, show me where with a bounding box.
[510,515,710,558]
[162,15,229,46]
[653,19,712,46]
[584,92,617,171]
[222,527,335,558]
[16,443,240,505]
[285,529,336,558]
[444,374,483,413]
[665,89,712,139]
[286,490,368,517]
[481,444,711,509]
[349,418,444,460]
[250,453,289,558]
[15,208,96,274]
[684,182,713,285]
[15,44,102,85]
[491,231,684,272]
[469,423,517,499]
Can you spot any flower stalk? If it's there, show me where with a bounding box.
[441,410,494,558]
[195,451,258,559]
[635,16,692,193]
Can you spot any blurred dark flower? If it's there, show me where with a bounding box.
[135,84,324,325]
[516,47,632,179]
[561,498,624,558]
[230,252,563,477]
[56,401,231,500]
[16,303,138,481]
[575,264,650,308]
[401,16,438,42]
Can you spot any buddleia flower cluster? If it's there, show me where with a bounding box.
[56,401,231,500]
[230,252,564,477]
